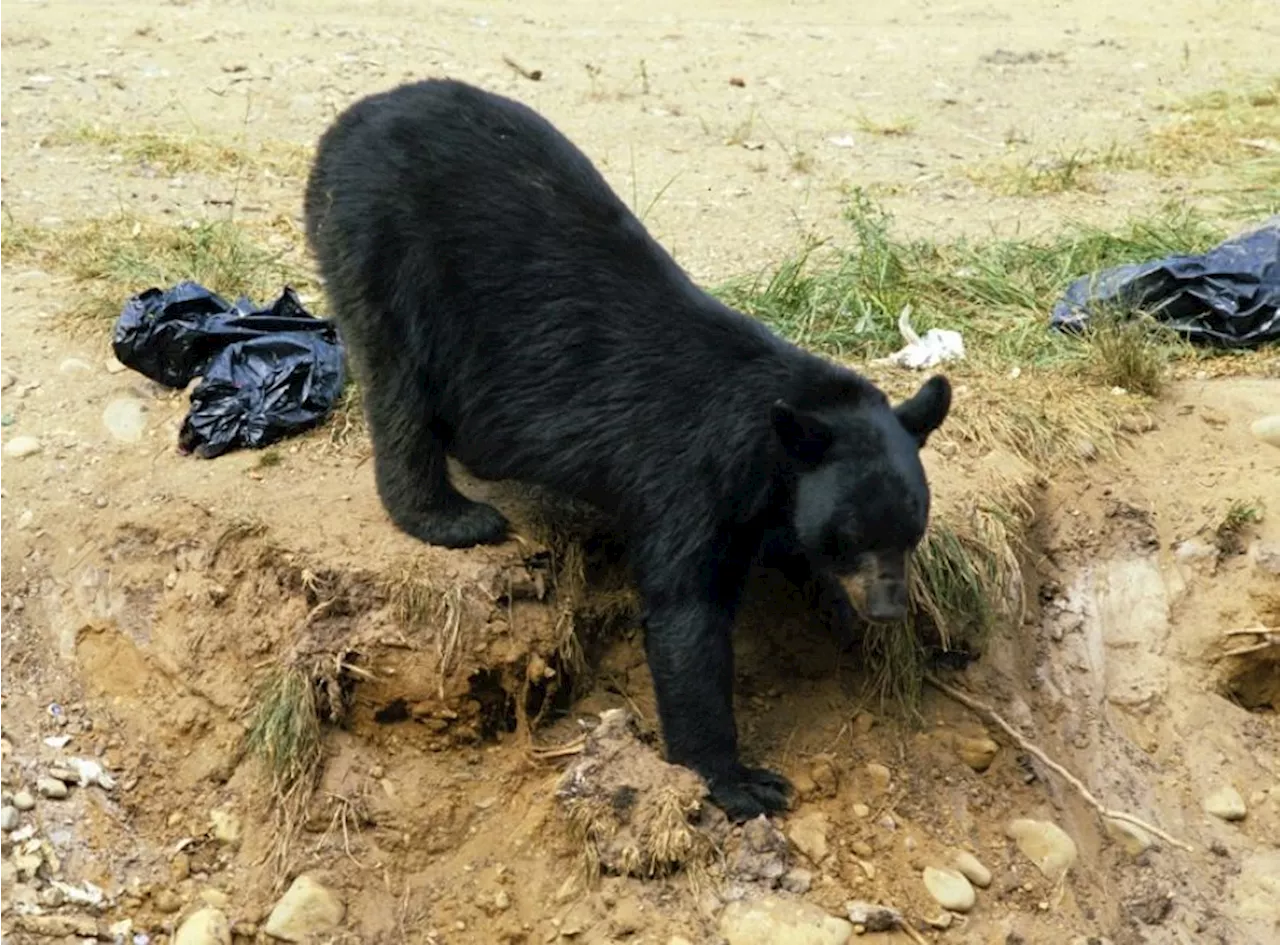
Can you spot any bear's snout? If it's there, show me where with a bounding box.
[865,577,909,622]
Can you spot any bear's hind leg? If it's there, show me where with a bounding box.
[360,364,509,549]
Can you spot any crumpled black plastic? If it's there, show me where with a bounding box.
[1050,221,1280,348]
[112,280,346,458]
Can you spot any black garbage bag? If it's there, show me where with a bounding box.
[111,280,346,457]
[1050,221,1280,348]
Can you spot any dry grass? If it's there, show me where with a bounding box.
[1080,311,1175,397]
[1,212,312,329]
[855,112,918,137]
[43,124,311,178]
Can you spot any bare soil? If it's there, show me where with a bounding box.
[2,2,1278,945]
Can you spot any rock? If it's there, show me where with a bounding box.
[1251,414,1280,449]
[953,735,999,772]
[669,938,695,945]
[844,901,903,933]
[952,851,992,887]
[1174,538,1217,563]
[105,357,128,374]
[264,874,345,941]
[15,915,103,938]
[923,866,975,912]
[36,776,68,799]
[48,766,79,783]
[1075,438,1098,461]
[1,806,19,831]
[102,397,148,442]
[787,811,830,864]
[809,757,838,796]
[851,803,870,818]
[1249,540,1280,576]
[781,867,813,894]
[865,763,892,794]
[175,908,232,945]
[851,840,873,859]
[153,888,183,913]
[210,808,241,845]
[12,790,36,811]
[59,358,94,376]
[719,895,853,945]
[4,435,42,458]
[1006,818,1078,881]
[1105,817,1154,856]
[201,888,230,909]
[1204,785,1247,822]
[492,889,510,911]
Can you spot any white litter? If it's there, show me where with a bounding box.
[827,134,856,149]
[871,305,965,370]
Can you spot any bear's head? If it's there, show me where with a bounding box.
[771,374,951,622]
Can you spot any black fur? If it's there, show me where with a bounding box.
[304,79,951,821]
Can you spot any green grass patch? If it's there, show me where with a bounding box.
[715,190,1224,369]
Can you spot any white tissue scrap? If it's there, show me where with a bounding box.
[871,306,965,370]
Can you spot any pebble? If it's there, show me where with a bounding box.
[1249,540,1280,576]
[59,358,94,376]
[865,763,892,793]
[12,790,35,811]
[105,357,128,374]
[953,735,999,772]
[174,907,231,945]
[209,808,241,845]
[851,840,873,859]
[102,397,148,442]
[953,850,992,887]
[4,435,42,458]
[1105,817,1154,856]
[781,867,814,894]
[1204,785,1247,822]
[153,889,183,914]
[36,776,68,799]
[1075,437,1098,461]
[1251,414,1280,449]
[787,811,830,864]
[923,866,976,912]
[263,873,345,941]
[719,895,853,945]
[1,806,20,831]
[1006,818,1078,881]
[852,802,870,818]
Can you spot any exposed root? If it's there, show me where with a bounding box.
[926,673,1194,852]
[1215,625,1279,659]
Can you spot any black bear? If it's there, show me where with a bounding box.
[304,79,951,821]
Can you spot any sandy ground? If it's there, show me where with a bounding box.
[2,1,1279,944]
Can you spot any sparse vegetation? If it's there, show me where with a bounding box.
[42,124,312,178]
[715,190,1222,371]
[855,112,917,137]
[1081,310,1175,397]
[0,212,310,327]
[245,667,323,791]
[1215,498,1265,555]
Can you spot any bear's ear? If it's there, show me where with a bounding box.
[895,375,951,448]
[771,400,834,466]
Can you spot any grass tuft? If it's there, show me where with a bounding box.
[1081,311,1174,397]
[245,667,323,791]
[1215,498,1265,555]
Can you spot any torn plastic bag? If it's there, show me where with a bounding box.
[111,280,346,457]
[177,331,346,458]
[1050,220,1280,348]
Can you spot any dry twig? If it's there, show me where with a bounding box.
[925,673,1194,852]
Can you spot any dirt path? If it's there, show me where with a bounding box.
[3,1,1279,944]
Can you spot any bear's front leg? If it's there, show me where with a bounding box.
[641,593,791,821]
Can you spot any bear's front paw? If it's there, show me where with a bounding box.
[706,765,792,822]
